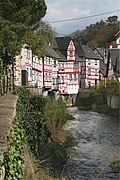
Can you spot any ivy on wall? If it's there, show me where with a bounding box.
[4,117,24,180]
[16,88,50,158]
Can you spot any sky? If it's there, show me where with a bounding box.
[43,0,120,36]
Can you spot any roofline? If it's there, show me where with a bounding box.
[115,31,120,37]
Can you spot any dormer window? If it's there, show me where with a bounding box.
[69,51,73,57]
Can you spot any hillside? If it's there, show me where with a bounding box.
[71,16,120,48]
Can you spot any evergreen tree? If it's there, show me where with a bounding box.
[0,0,55,93]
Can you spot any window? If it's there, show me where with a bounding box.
[26,50,30,59]
[46,73,48,81]
[34,73,36,81]
[70,51,73,57]
[69,74,72,80]
[37,73,39,81]
[49,58,51,64]
[53,78,55,85]
[62,63,64,70]
[54,60,56,67]
[88,60,91,65]
[95,60,97,65]
[88,68,91,76]
[74,62,79,68]
[34,57,36,63]
[95,69,97,76]
[30,68,32,77]
[58,76,60,84]
[74,74,77,80]
[62,76,64,84]
[38,58,40,64]
[49,74,51,81]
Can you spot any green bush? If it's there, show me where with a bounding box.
[4,117,24,180]
[15,88,73,178]
[93,104,119,117]
[110,158,120,171]
[44,99,73,132]
[16,88,50,158]
[39,141,68,177]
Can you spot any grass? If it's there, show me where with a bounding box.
[23,147,59,180]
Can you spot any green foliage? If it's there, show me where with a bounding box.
[95,79,119,104]
[71,16,119,47]
[0,0,55,94]
[39,141,68,177]
[44,99,73,132]
[93,79,119,117]
[16,88,50,158]
[95,80,107,104]
[0,0,47,28]
[15,88,73,178]
[106,79,119,96]
[110,158,120,171]
[4,117,24,180]
[0,0,54,62]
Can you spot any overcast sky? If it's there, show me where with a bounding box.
[43,0,120,36]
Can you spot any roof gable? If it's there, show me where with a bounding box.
[55,37,71,50]
[67,40,75,51]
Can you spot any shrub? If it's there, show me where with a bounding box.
[44,99,73,134]
[15,88,74,178]
[16,88,50,158]
[110,157,120,171]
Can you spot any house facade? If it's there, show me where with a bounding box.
[76,45,101,88]
[32,55,42,89]
[14,45,33,87]
[107,31,120,81]
[14,37,103,97]
[53,37,81,96]
[94,47,108,80]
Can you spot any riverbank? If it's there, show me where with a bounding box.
[15,88,74,179]
[0,89,75,179]
[92,104,119,118]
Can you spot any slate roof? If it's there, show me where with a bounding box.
[51,38,59,49]
[94,47,108,59]
[55,37,71,50]
[56,50,66,62]
[45,46,60,59]
[76,45,102,60]
[52,37,101,62]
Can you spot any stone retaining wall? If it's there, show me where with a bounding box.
[0,94,18,179]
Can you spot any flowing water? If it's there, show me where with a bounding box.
[63,107,120,180]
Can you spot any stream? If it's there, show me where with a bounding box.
[63,107,120,180]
